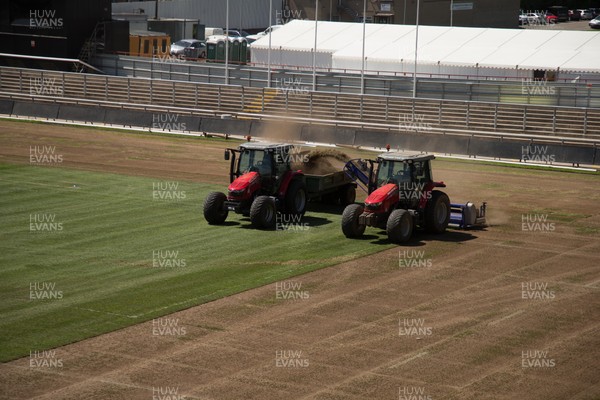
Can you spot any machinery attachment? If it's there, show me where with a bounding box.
[449,202,487,229]
[343,159,373,194]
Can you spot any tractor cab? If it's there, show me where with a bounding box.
[376,153,433,187]
[238,147,274,178]
[225,143,295,195]
[374,153,442,210]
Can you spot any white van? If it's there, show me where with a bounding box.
[205,27,224,38]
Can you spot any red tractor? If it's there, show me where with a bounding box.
[342,152,486,243]
[204,142,356,229]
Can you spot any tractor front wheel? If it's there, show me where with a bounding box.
[250,196,277,229]
[203,192,228,225]
[425,190,450,233]
[387,209,413,244]
[342,204,366,238]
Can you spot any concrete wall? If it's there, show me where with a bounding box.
[4,99,597,165]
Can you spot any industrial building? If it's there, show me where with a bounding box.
[112,0,273,31]
[113,0,520,33]
[0,0,111,59]
[282,0,520,29]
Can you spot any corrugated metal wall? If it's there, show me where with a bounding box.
[113,1,156,17]
[112,0,275,30]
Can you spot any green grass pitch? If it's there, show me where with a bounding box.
[0,162,394,362]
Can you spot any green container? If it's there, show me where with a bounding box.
[231,40,240,63]
[216,39,225,62]
[206,41,217,61]
[240,40,248,64]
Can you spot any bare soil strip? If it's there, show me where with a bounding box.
[1,120,599,399]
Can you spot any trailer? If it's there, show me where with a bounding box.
[305,171,356,204]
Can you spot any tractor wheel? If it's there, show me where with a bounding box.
[338,184,356,207]
[203,192,228,225]
[285,179,307,216]
[425,190,450,233]
[341,204,366,238]
[387,209,413,244]
[250,195,276,229]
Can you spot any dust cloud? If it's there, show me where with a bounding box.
[292,149,349,175]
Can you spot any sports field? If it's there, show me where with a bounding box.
[0,119,599,399]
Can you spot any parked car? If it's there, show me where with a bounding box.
[224,29,251,38]
[577,9,594,20]
[547,6,568,22]
[590,16,600,29]
[526,13,544,24]
[545,12,558,23]
[170,39,206,58]
[519,13,529,25]
[246,25,283,43]
[183,40,207,59]
[568,10,581,21]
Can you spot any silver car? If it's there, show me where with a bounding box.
[170,39,206,58]
[590,16,600,29]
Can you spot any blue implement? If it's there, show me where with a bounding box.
[343,159,371,193]
[449,202,487,229]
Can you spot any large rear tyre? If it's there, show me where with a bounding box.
[338,184,356,207]
[387,209,413,244]
[203,192,228,225]
[341,204,366,238]
[285,179,307,216]
[425,190,450,233]
[250,195,277,229]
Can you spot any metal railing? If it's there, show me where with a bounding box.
[1,65,599,143]
[92,53,600,108]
